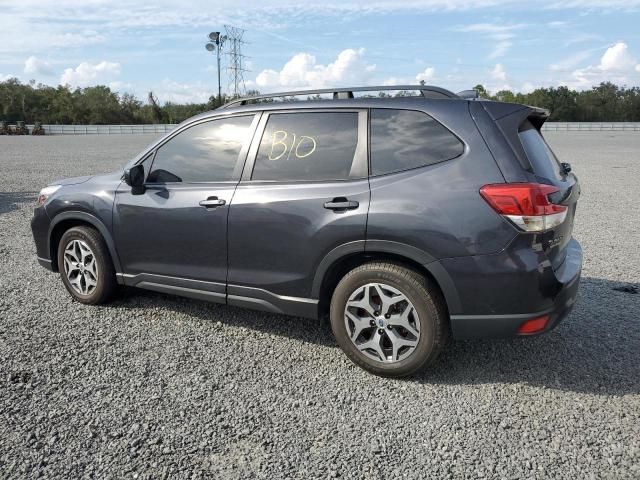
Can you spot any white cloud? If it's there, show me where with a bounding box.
[521,82,537,94]
[485,63,512,93]
[108,81,133,92]
[60,61,121,87]
[563,33,603,46]
[491,63,507,81]
[153,79,212,104]
[0,13,106,57]
[454,22,527,34]
[251,48,376,92]
[454,22,525,59]
[382,76,409,86]
[549,50,592,71]
[415,67,435,83]
[544,0,640,9]
[489,41,512,59]
[383,67,436,87]
[563,42,640,88]
[0,73,15,82]
[599,42,636,70]
[48,31,106,48]
[24,56,54,77]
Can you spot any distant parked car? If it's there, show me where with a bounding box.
[31,85,582,377]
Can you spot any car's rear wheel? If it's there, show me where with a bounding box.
[57,226,116,304]
[330,262,448,377]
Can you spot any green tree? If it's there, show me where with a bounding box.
[473,84,490,99]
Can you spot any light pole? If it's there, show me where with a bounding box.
[206,32,227,106]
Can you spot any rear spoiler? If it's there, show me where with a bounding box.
[478,101,551,173]
[480,101,550,129]
[525,107,549,130]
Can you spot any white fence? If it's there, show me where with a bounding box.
[42,124,178,135]
[542,122,640,131]
[6,124,178,135]
[4,122,640,135]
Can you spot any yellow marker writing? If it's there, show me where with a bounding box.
[268,130,288,161]
[295,136,317,159]
[268,130,318,161]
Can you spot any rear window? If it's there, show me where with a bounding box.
[519,121,563,180]
[370,109,464,176]
[252,112,359,181]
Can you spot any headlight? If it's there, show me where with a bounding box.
[36,185,61,206]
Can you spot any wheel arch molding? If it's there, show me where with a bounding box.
[48,211,122,274]
[312,240,462,318]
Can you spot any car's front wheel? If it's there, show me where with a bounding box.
[57,226,116,304]
[330,262,448,377]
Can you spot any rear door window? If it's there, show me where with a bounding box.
[251,112,360,181]
[518,121,563,180]
[370,109,464,176]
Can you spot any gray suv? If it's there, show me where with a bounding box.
[31,85,582,377]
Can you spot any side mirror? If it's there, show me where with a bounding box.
[124,164,145,194]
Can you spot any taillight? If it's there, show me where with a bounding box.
[480,183,567,232]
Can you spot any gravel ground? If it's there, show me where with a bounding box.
[1,132,639,479]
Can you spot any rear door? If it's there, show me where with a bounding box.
[227,109,369,308]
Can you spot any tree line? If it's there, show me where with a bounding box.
[0,78,230,125]
[1,77,639,125]
[473,83,640,122]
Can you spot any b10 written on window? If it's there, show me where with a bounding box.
[268,130,318,161]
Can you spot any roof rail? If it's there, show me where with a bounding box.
[222,85,460,108]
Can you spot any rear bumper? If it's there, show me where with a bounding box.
[443,238,582,339]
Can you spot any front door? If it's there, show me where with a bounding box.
[227,110,369,312]
[114,114,259,299]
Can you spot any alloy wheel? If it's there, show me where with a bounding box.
[344,283,421,363]
[63,239,98,295]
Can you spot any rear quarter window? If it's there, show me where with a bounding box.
[518,121,563,181]
[370,109,464,176]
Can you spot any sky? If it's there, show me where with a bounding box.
[1,0,640,103]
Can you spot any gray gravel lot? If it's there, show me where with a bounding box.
[1,132,639,479]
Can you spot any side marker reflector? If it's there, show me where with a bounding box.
[517,315,550,335]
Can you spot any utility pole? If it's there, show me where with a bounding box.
[224,25,249,98]
[205,32,227,106]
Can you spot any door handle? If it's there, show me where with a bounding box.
[323,198,359,211]
[199,196,226,208]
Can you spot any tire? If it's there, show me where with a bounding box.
[57,226,116,305]
[330,262,448,377]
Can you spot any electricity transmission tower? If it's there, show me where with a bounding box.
[224,25,249,98]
